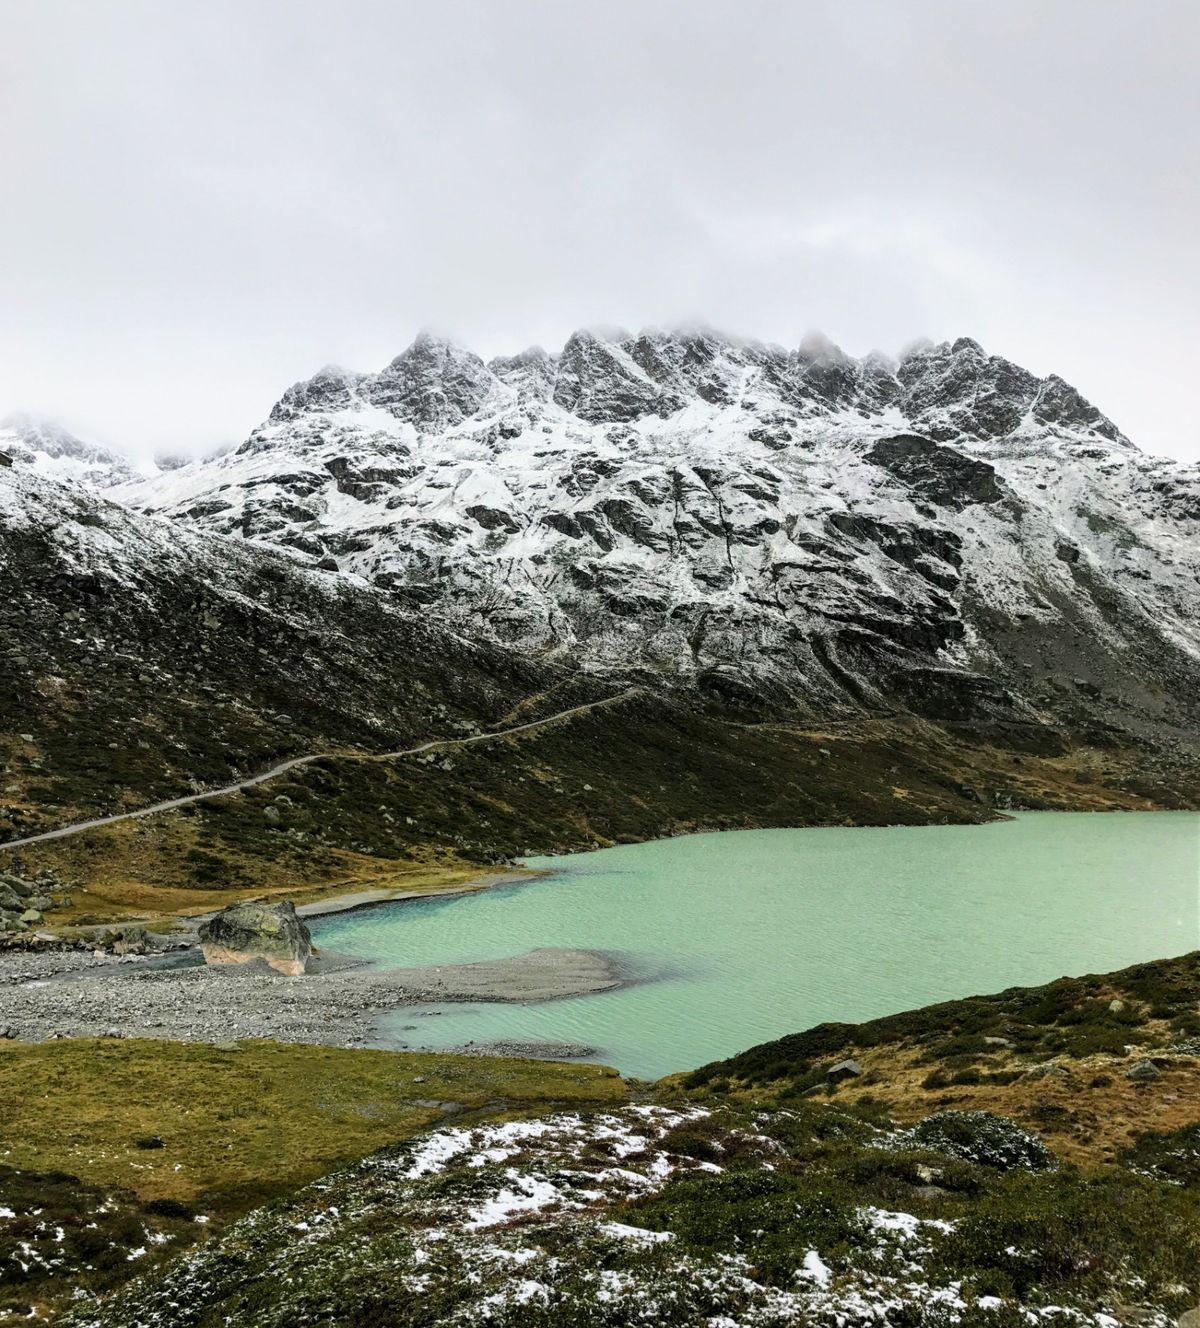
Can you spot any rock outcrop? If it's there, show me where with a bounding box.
[199,900,314,976]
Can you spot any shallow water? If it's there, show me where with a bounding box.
[312,812,1200,1079]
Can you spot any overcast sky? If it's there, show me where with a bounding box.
[2,0,1197,463]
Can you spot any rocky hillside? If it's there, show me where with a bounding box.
[44,953,1200,1328]
[12,452,1189,913]
[107,328,1200,753]
[0,462,590,839]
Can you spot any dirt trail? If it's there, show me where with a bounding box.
[1,688,643,852]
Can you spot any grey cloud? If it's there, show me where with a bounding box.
[0,0,1196,461]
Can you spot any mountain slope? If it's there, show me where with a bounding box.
[3,327,1199,898]
[113,329,1200,753]
[0,413,137,487]
[0,463,586,842]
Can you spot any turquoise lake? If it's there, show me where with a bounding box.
[311,812,1200,1080]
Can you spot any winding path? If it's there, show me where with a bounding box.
[1,688,644,852]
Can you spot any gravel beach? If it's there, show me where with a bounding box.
[0,945,625,1050]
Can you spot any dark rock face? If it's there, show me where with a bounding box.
[553,330,667,422]
[897,339,1038,441]
[199,900,313,976]
[1032,375,1123,441]
[866,434,1004,509]
[366,333,499,431]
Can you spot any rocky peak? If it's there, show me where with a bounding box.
[898,339,1047,442]
[268,365,366,425]
[792,332,865,409]
[367,333,503,431]
[489,346,557,403]
[242,326,1128,453]
[624,328,750,408]
[1030,374,1127,444]
[553,329,666,423]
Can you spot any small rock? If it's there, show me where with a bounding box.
[1177,1307,1200,1328]
[983,1035,1014,1049]
[827,1058,863,1083]
[1125,1059,1160,1082]
[1027,1062,1071,1079]
[1108,998,1127,1014]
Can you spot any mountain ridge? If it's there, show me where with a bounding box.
[3,325,1199,872]
[89,326,1200,755]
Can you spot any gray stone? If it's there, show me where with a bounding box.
[103,924,149,956]
[827,1058,863,1083]
[1125,1059,1161,1082]
[199,900,313,976]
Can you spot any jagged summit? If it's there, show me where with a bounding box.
[245,326,1130,451]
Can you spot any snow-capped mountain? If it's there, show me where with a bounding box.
[0,412,138,487]
[111,327,1200,744]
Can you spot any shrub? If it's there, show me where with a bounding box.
[908,1112,1055,1172]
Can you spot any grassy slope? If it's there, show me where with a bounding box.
[18,696,1195,928]
[21,954,1198,1328]
[0,1039,624,1323]
[675,951,1200,1166]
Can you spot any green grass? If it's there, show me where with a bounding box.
[0,1039,625,1216]
[0,1038,626,1323]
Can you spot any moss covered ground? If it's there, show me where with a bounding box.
[0,1038,624,1323]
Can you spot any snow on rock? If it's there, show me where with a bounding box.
[0,413,142,487]
[98,325,1200,737]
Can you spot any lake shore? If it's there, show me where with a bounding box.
[0,943,623,1050]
